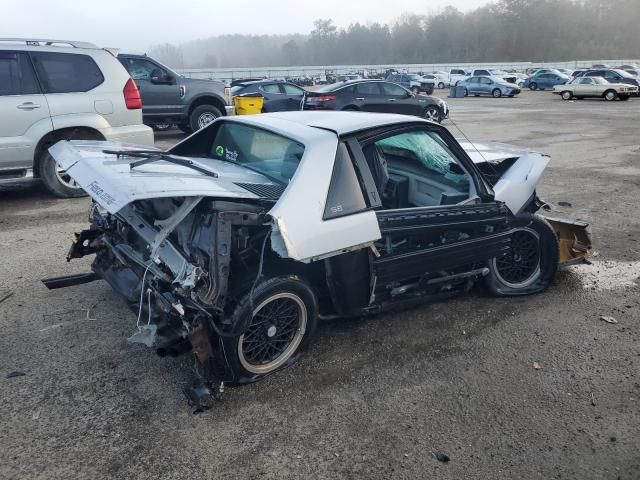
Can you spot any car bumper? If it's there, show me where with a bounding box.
[101,124,155,147]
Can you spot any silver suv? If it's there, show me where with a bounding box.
[0,38,154,197]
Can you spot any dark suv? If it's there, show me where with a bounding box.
[118,54,233,132]
[385,73,435,95]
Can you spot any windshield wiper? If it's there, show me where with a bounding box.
[103,149,218,178]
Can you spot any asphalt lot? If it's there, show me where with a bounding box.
[1,90,639,480]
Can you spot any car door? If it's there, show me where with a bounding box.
[353,82,386,112]
[466,77,480,94]
[479,77,493,94]
[119,57,182,117]
[350,126,510,302]
[280,83,305,111]
[379,82,417,114]
[259,83,287,112]
[0,51,52,170]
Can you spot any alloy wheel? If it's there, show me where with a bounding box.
[492,228,541,288]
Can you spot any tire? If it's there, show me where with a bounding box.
[604,90,617,101]
[463,88,468,97]
[529,82,538,91]
[40,149,87,198]
[492,88,502,98]
[424,105,441,123]
[220,275,318,385]
[425,87,434,95]
[342,106,360,111]
[484,214,559,296]
[411,86,420,95]
[561,91,572,100]
[189,104,223,132]
[619,95,630,101]
[438,82,446,89]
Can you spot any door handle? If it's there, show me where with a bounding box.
[355,97,365,101]
[388,98,396,101]
[17,102,41,110]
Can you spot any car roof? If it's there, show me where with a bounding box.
[227,111,427,136]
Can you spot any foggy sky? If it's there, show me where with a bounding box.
[1,0,491,51]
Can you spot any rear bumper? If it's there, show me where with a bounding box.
[101,124,155,147]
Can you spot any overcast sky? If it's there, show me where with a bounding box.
[1,0,491,50]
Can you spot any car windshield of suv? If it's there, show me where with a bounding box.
[209,122,305,184]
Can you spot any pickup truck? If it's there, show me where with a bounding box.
[455,68,518,85]
[118,54,233,133]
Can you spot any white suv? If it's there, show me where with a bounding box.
[0,38,154,197]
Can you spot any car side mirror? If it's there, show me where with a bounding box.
[150,68,173,85]
[449,163,465,175]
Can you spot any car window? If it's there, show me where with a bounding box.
[373,130,471,203]
[31,52,104,93]
[479,77,492,84]
[120,57,163,81]
[282,84,304,95]
[578,78,592,85]
[324,142,368,220]
[261,84,281,94]
[209,122,304,184]
[475,70,489,76]
[381,82,408,96]
[355,82,382,96]
[603,71,619,79]
[0,52,39,96]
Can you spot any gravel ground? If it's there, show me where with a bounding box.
[1,91,639,480]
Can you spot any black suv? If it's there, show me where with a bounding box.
[118,54,232,132]
[304,80,449,123]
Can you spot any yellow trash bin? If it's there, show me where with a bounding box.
[233,94,264,115]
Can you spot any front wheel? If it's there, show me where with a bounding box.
[561,91,572,100]
[424,106,441,123]
[619,95,630,101]
[492,88,502,98]
[529,82,538,91]
[189,104,223,132]
[604,90,617,101]
[484,214,559,296]
[221,276,318,385]
[40,150,87,198]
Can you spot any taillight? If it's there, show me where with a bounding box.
[123,78,142,109]
[312,95,337,102]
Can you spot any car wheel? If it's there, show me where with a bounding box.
[411,86,420,95]
[438,82,445,89]
[484,214,559,296]
[604,90,617,101]
[342,106,360,111]
[221,276,318,385]
[492,88,502,98]
[424,106,441,123]
[40,149,87,198]
[561,91,572,100]
[529,82,538,91]
[619,95,630,101]
[463,88,468,97]
[189,104,223,132]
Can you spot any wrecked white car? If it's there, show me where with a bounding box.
[44,112,591,407]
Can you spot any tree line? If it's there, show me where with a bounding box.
[150,0,640,69]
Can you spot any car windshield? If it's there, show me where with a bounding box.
[612,69,633,78]
[489,69,507,75]
[209,122,305,184]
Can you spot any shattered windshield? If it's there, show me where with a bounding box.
[209,122,305,184]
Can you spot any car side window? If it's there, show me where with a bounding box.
[31,52,104,93]
[476,70,489,76]
[261,84,281,94]
[324,142,369,220]
[381,82,407,96]
[282,84,304,95]
[356,82,382,96]
[120,58,162,81]
[480,77,492,84]
[0,52,39,96]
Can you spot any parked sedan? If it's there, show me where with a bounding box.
[304,80,448,123]
[231,80,306,112]
[552,76,639,101]
[524,72,569,90]
[574,69,640,92]
[46,111,592,406]
[457,76,521,97]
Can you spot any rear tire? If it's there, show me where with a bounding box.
[438,82,446,89]
[221,276,318,385]
[189,104,223,132]
[484,214,559,296]
[40,149,87,198]
[463,88,468,97]
[561,91,572,100]
[529,82,538,91]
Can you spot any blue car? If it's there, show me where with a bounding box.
[458,75,521,97]
[524,72,569,91]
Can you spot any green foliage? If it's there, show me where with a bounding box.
[150,0,640,68]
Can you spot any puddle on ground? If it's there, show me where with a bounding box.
[570,259,640,291]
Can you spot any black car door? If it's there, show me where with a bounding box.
[259,83,288,112]
[350,126,510,301]
[280,83,305,111]
[352,82,386,112]
[380,82,421,115]
[119,57,182,117]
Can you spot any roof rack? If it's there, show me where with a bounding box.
[0,38,98,48]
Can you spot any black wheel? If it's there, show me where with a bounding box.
[342,106,360,111]
[561,91,572,101]
[529,82,538,91]
[189,104,223,132]
[438,82,446,89]
[484,214,559,296]
[424,105,441,123]
[492,88,502,98]
[603,90,617,101]
[221,276,318,385]
[425,87,434,95]
[463,88,468,97]
[40,149,87,198]
[619,95,630,101]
